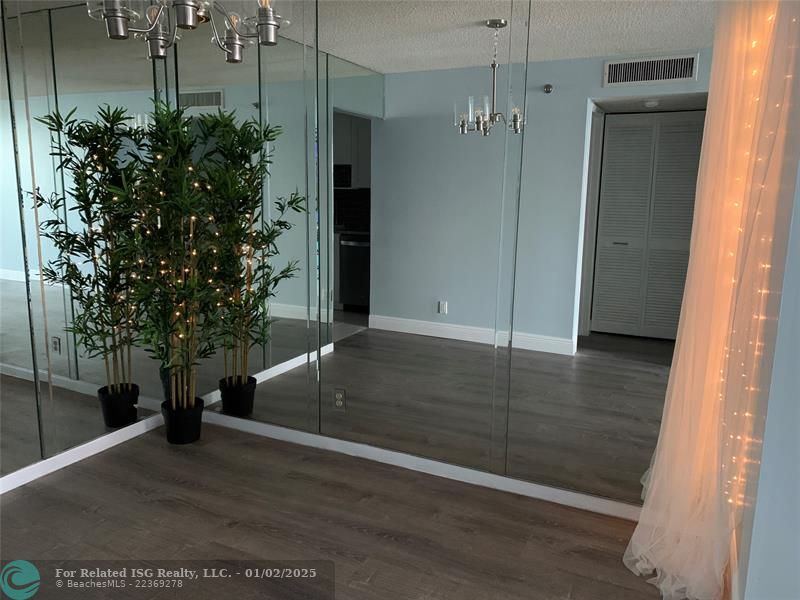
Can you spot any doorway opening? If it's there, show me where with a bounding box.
[332,111,371,338]
[578,93,707,356]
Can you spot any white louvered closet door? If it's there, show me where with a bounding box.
[642,112,704,337]
[591,111,704,339]
[591,114,656,336]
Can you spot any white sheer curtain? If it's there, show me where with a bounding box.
[624,2,800,599]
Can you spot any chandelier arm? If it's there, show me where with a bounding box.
[128,2,165,34]
[213,1,259,38]
[161,6,180,50]
[207,11,233,53]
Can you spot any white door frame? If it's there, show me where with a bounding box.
[578,105,606,336]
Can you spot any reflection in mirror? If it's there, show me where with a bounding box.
[504,5,713,503]
[0,0,720,511]
[1,2,161,469]
[307,0,715,505]
[188,8,318,431]
[314,2,528,472]
[1,3,42,475]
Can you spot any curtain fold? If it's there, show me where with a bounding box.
[624,1,800,599]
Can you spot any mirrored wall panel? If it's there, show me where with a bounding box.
[1,2,42,475]
[314,2,530,473]
[2,0,719,509]
[2,1,163,470]
[1,0,318,470]
[503,6,711,503]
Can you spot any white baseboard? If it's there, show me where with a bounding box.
[204,411,640,522]
[269,303,310,321]
[269,303,334,323]
[512,331,577,355]
[0,413,164,494]
[369,314,495,345]
[368,314,576,356]
[254,342,334,383]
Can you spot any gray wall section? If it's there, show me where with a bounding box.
[370,49,713,340]
[743,166,800,600]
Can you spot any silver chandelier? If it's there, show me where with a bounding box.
[87,0,288,64]
[454,19,524,136]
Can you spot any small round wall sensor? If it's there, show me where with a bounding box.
[543,84,553,94]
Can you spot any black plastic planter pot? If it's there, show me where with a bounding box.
[98,384,139,428]
[161,398,204,444]
[219,376,257,417]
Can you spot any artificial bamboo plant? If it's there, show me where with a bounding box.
[196,111,305,389]
[125,103,220,412]
[37,106,139,402]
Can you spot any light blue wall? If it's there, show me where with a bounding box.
[0,101,25,274]
[331,75,384,119]
[371,49,713,340]
[743,165,800,600]
[370,66,518,329]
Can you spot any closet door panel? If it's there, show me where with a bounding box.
[591,244,647,334]
[643,249,690,337]
[643,112,704,338]
[590,114,656,335]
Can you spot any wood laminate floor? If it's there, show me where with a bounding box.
[229,329,672,504]
[0,424,659,599]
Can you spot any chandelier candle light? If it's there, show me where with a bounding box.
[455,19,525,136]
[86,0,288,63]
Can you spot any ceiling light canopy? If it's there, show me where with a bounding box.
[86,0,289,63]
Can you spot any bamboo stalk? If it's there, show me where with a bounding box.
[223,344,229,384]
[243,332,248,385]
[171,366,177,412]
[242,326,247,384]
[125,309,133,392]
[118,332,126,394]
[232,338,238,385]
[111,327,120,395]
[190,365,196,408]
[89,214,111,393]
[103,354,112,393]
[179,361,185,410]
[244,214,255,385]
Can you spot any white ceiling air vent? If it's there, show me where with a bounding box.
[178,90,224,116]
[603,54,698,87]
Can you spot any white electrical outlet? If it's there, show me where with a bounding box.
[437,300,448,315]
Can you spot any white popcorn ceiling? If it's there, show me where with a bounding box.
[311,0,718,73]
[2,0,717,95]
